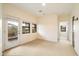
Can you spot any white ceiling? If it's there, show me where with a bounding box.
[13,3,74,17]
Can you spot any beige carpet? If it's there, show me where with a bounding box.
[4,39,77,56]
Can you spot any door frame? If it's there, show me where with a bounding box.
[3,16,21,50]
[72,16,75,48]
[58,21,69,41]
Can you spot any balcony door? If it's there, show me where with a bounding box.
[8,19,19,41]
[4,17,20,49]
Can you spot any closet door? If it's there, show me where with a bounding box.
[74,19,79,49]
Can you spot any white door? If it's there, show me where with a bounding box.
[4,17,20,50]
[74,19,79,52]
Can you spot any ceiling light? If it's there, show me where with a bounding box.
[42,3,46,6]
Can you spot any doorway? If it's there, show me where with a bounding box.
[72,16,79,48]
[59,21,69,42]
[3,17,20,50]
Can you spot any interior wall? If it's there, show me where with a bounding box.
[69,15,73,45]
[71,4,79,55]
[58,14,71,21]
[0,3,2,55]
[37,14,58,42]
[3,4,38,50]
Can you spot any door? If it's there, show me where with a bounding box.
[4,17,20,49]
[72,16,78,48]
[73,18,79,48]
[8,20,19,41]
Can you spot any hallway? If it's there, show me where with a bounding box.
[4,39,76,56]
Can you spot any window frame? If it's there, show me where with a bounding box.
[32,23,37,33]
[22,21,30,34]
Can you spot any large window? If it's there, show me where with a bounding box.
[32,23,37,33]
[22,22,30,34]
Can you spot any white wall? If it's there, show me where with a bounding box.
[69,15,73,45]
[0,3,2,56]
[3,4,38,50]
[71,4,79,55]
[19,19,37,44]
[37,15,58,42]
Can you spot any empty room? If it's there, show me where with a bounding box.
[2,3,79,56]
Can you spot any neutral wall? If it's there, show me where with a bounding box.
[3,4,38,50]
[37,15,58,42]
[58,14,71,21]
[0,3,2,55]
[71,4,79,55]
[69,15,73,45]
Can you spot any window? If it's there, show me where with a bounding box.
[22,22,30,34]
[32,23,37,33]
[60,26,66,32]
